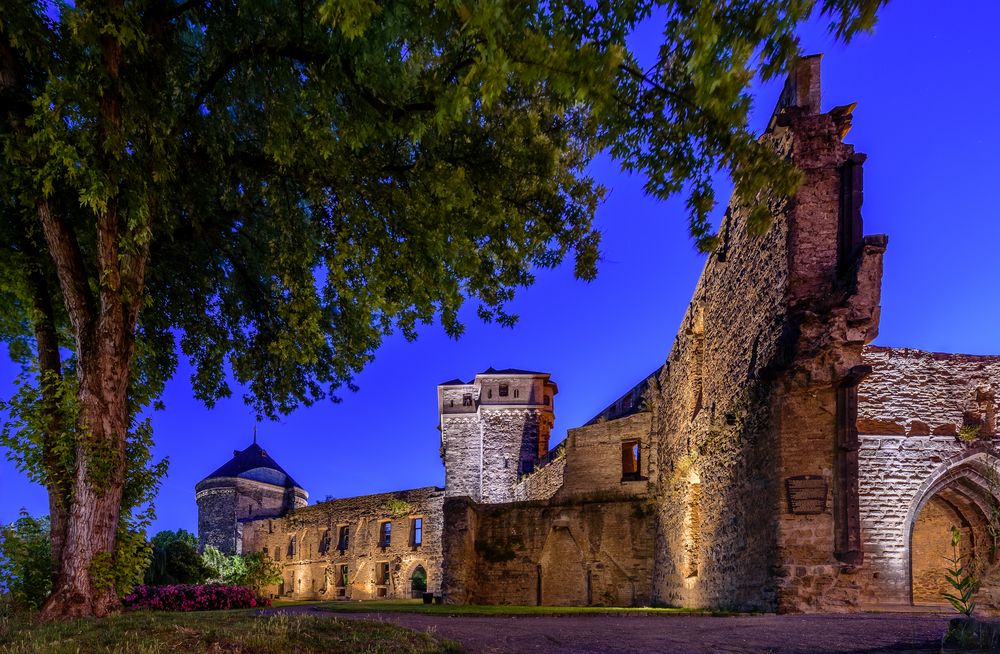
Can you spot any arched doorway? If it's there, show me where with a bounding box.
[410,565,427,599]
[907,454,1000,607]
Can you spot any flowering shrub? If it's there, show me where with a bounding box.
[123,583,270,612]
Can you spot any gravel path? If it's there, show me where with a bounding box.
[270,606,953,653]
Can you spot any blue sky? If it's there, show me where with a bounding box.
[2,0,999,535]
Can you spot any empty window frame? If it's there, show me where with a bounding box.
[462,393,473,406]
[288,535,297,558]
[622,440,641,480]
[513,388,520,398]
[337,525,349,552]
[498,383,509,397]
[318,529,331,555]
[380,562,391,584]
[379,521,392,547]
[338,564,349,587]
[412,517,423,547]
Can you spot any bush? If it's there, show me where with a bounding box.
[123,583,270,612]
[0,511,52,610]
[144,532,215,586]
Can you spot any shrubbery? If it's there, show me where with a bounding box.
[123,583,269,612]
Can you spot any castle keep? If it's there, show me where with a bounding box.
[197,57,1000,612]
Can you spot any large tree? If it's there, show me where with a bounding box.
[0,0,883,618]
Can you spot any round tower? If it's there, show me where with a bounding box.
[195,437,308,554]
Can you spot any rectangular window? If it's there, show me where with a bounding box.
[338,525,349,551]
[462,393,473,406]
[338,564,349,587]
[499,383,509,397]
[412,517,423,547]
[319,529,331,555]
[379,521,392,547]
[276,546,283,561]
[263,546,269,557]
[377,562,390,585]
[622,440,641,480]
[289,536,296,558]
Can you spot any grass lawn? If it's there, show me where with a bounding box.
[294,599,736,617]
[0,609,461,654]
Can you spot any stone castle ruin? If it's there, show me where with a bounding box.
[196,56,1000,612]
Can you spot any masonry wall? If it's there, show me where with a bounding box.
[640,56,886,612]
[242,487,444,601]
[512,454,566,502]
[441,496,655,606]
[558,413,653,498]
[856,346,1000,609]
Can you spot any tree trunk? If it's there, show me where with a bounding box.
[24,249,72,587]
[39,339,131,619]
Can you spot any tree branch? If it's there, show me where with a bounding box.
[36,199,95,339]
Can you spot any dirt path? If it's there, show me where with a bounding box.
[269,606,953,653]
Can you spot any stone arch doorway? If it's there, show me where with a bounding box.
[906,453,1000,607]
[410,565,428,599]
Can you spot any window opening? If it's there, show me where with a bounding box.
[499,383,509,397]
[380,521,392,547]
[338,525,349,552]
[412,518,423,547]
[621,440,641,480]
[462,393,473,406]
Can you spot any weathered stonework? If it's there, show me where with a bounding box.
[195,442,308,555]
[242,487,444,600]
[196,56,1000,614]
[441,496,655,606]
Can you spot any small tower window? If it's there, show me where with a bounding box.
[462,393,473,406]
[449,399,454,407]
[544,395,550,406]
[513,388,519,398]
[488,389,493,399]
[499,384,509,397]
[379,521,392,547]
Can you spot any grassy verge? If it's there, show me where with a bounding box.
[293,599,737,617]
[0,609,461,654]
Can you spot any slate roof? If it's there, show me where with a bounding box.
[201,442,301,488]
[478,367,547,376]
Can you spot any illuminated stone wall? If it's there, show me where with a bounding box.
[241,487,444,601]
[638,55,885,612]
[441,496,655,606]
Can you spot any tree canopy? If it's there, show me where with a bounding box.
[0,0,884,617]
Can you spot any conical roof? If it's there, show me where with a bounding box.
[200,441,301,489]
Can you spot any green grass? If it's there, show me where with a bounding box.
[0,609,461,654]
[294,599,736,617]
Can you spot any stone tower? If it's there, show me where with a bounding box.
[438,368,557,503]
[195,438,308,554]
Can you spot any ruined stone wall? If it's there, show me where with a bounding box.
[860,346,1000,437]
[441,496,655,606]
[558,413,653,498]
[511,455,565,502]
[856,346,1000,608]
[242,487,444,601]
[642,56,885,612]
